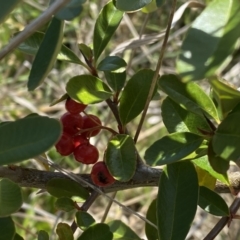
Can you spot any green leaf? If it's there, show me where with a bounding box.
[157,161,198,240]
[46,178,89,200]
[119,69,156,125]
[28,17,64,91]
[50,0,85,20]
[144,132,203,166]
[208,140,229,175]
[13,233,24,240]
[159,74,219,122]
[141,0,165,13]
[0,0,21,24]
[210,77,240,119]
[104,71,126,92]
[55,197,76,212]
[162,97,212,135]
[75,211,95,230]
[177,0,240,81]
[77,223,113,240]
[93,1,124,61]
[199,186,229,216]
[106,134,136,182]
[97,56,126,71]
[79,43,93,62]
[0,217,15,240]
[16,31,83,65]
[0,115,61,165]
[66,75,112,104]
[56,223,74,240]
[114,0,152,11]
[213,112,240,161]
[108,220,141,240]
[145,199,158,240]
[193,156,229,185]
[38,230,49,240]
[0,179,23,216]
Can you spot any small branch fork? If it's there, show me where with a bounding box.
[204,191,240,240]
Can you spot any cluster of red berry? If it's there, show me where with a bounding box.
[55,97,115,187]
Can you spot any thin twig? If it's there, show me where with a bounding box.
[36,156,158,229]
[134,0,178,143]
[101,192,117,223]
[203,192,240,240]
[0,0,71,60]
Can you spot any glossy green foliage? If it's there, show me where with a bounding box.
[76,212,95,230]
[198,186,229,216]
[38,230,49,240]
[0,115,61,165]
[144,132,203,166]
[0,179,22,216]
[50,0,85,20]
[208,140,229,175]
[114,0,152,11]
[159,74,219,122]
[108,220,141,240]
[0,0,21,24]
[0,217,15,240]
[16,31,83,65]
[79,43,93,61]
[106,134,136,182]
[104,71,126,92]
[66,75,112,104]
[77,223,113,240]
[177,0,240,81]
[193,156,229,185]
[119,69,156,125]
[97,56,126,71]
[145,199,158,240]
[56,223,74,240]
[213,111,240,161]
[210,78,240,119]
[46,178,89,200]
[55,197,76,212]
[162,97,212,135]
[13,234,24,240]
[28,17,64,90]
[157,161,198,240]
[93,1,123,61]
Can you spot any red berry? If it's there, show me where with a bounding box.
[61,112,83,136]
[91,162,115,187]
[73,135,88,148]
[82,114,102,138]
[65,98,87,114]
[73,143,99,164]
[55,133,75,156]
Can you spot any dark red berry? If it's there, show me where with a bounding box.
[82,114,102,138]
[91,162,115,187]
[73,143,99,164]
[55,133,75,156]
[61,112,83,136]
[73,135,88,148]
[65,97,87,114]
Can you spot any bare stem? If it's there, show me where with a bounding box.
[0,0,71,60]
[134,0,177,143]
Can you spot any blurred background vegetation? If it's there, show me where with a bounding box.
[1,0,240,239]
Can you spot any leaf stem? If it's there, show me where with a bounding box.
[133,0,178,143]
[0,0,71,60]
